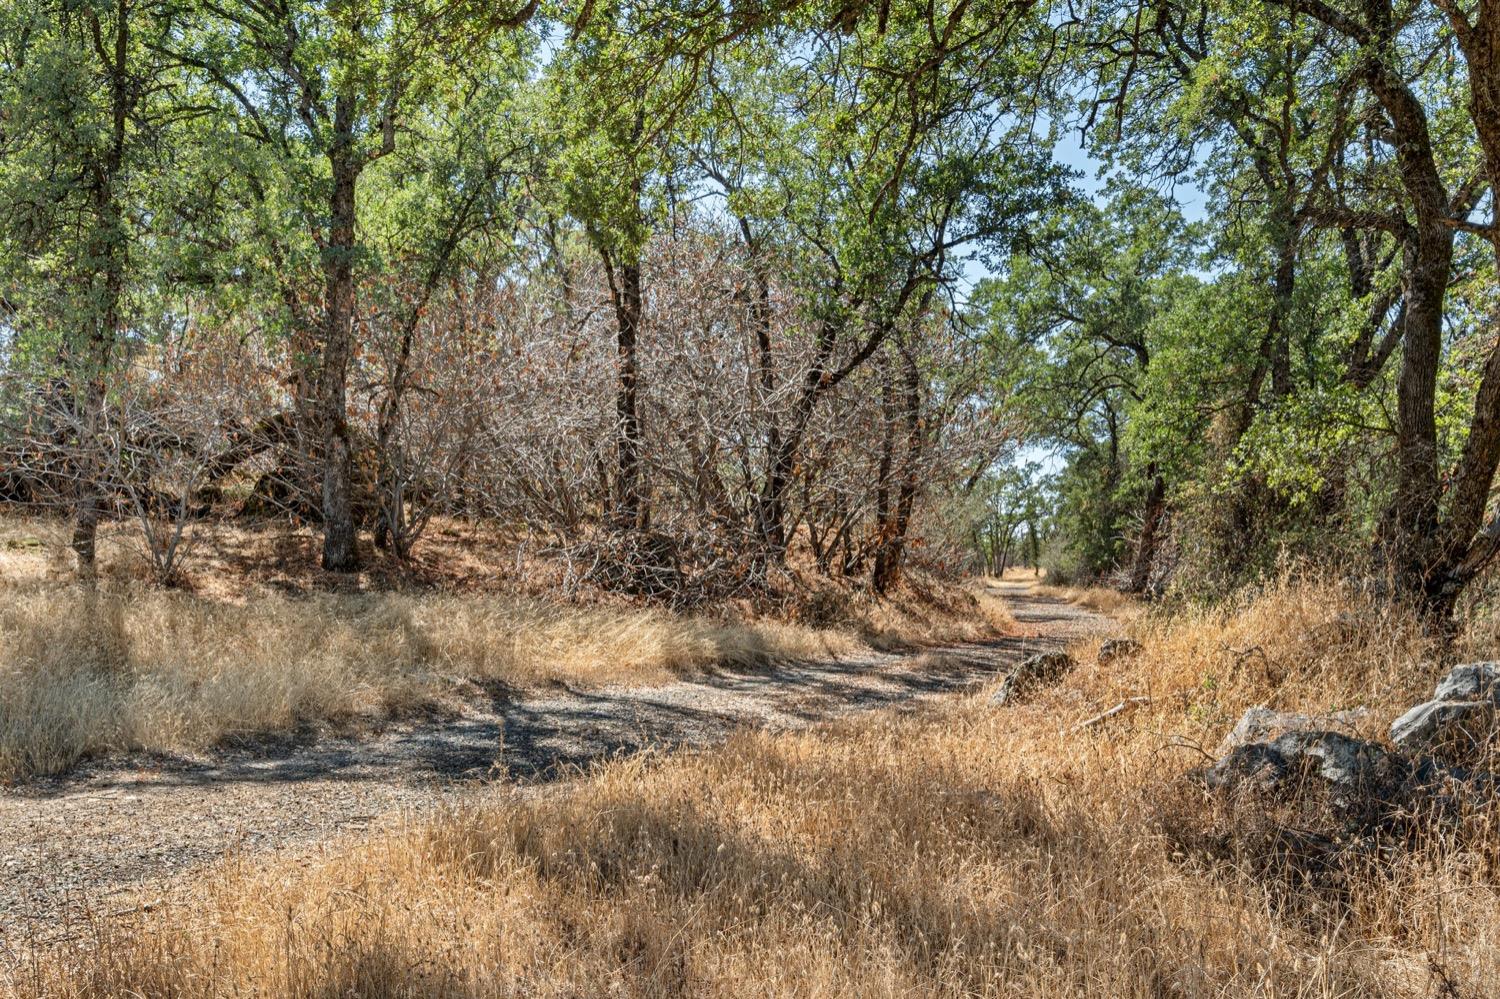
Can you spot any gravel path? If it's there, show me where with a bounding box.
[0,580,1109,944]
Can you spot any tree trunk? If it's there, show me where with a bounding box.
[72,245,120,580]
[70,382,105,579]
[1361,46,1455,603]
[1268,228,1296,400]
[1377,236,1448,594]
[756,312,846,570]
[871,352,897,592]
[747,253,787,563]
[1420,4,1500,614]
[72,0,131,581]
[318,93,361,572]
[873,343,922,594]
[1127,466,1166,594]
[1219,214,1295,575]
[607,255,645,530]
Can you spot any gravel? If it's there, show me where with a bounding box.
[0,581,1106,945]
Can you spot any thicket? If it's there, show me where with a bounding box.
[0,0,1059,606]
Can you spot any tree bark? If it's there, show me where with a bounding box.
[871,351,896,592]
[873,341,923,594]
[317,91,361,572]
[72,0,132,580]
[1422,1,1500,612]
[1267,221,1297,400]
[1127,465,1167,594]
[1361,43,1454,598]
[604,254,645,530]
[746,244,787,562]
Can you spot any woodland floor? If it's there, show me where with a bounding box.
[0,580,1109,948]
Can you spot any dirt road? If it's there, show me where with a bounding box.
[0,580,1109,943]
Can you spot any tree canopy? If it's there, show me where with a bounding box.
[1,0,1497,616]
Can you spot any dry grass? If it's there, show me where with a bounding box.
[14,575,1498,997]
[0,584,860,780]
[0,514,1014,781]
[1036,582,1141,617]
[806,577,1017,651]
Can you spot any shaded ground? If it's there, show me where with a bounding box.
[0,580,1108,945]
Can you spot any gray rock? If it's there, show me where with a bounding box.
[1389,699,1498,759]
[1097,637,1143,665]
[1275,730,1404,790]
[1387,663,1500,766]
[990,651,1075,706]
[1195,666,1500,850]
[1204,729,1407,802]
[1218,705,1370,755]
[1201,741,1289,792]
[1434,662,1500,704]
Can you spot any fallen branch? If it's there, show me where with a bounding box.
[1071,696,1152,732]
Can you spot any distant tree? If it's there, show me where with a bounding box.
[978,187,1196,589]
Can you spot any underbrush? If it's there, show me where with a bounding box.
[0,572,1012,781]
[15,575,1499,996]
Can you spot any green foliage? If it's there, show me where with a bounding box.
[0,0,196,373]
[4,0,1499,607]
[975,186,1198,582]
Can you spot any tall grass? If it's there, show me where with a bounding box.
[1035,582,1141,617]
[14,575,1498,997]
[0,581,1014,780]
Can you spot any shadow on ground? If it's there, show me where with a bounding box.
[0,582,1113,938]
[20,630,1061,797]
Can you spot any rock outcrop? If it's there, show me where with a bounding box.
[1203,729,1410,804]
[1217,705,1370,755]
[1197,664,1500,849]
[1390,662,1500,767]
[1097,637,1143,666]
[990,651,1075,706]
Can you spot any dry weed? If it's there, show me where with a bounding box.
[1035,582,1140,617]
[13,576,1498,997]
[0,576,1012,780]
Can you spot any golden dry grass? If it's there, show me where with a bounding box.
[0,584,856,779]
[1035,582,1141,617]
[0,514,1015,780]
[14,575,1498,997]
